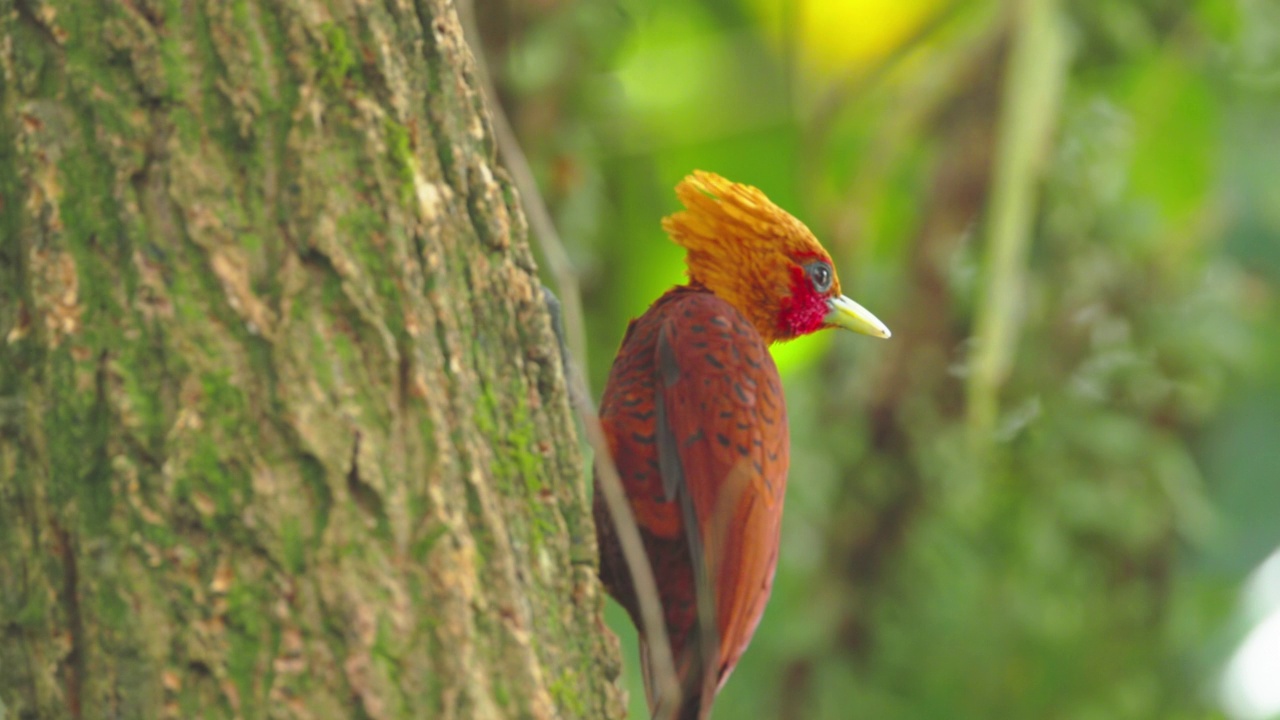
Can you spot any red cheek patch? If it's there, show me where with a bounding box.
[776,265,827,339]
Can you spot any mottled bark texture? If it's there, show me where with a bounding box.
[0,0,624,718]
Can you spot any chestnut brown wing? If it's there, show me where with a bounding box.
[653,293,790,691]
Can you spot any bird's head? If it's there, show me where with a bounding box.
[662,171,891,345]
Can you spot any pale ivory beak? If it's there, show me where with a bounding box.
[825,295,891,339]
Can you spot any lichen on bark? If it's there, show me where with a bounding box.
[0,0,623,718]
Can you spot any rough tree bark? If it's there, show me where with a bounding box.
[0,0,624,718]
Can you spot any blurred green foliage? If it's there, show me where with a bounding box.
[476,0,1280,718]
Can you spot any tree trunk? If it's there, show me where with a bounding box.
[0,1,623,718]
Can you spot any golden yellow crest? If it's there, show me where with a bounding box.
[661,171,841,343]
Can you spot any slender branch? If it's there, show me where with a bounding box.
[967,0,1070,440]
[568,376,682,719]
[456,1,589,389]
[456,1,681,711]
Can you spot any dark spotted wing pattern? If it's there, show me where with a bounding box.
[594,286,789,719]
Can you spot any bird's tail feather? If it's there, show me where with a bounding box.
[640,634,716,720]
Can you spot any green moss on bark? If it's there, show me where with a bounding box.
[0,1,624,718]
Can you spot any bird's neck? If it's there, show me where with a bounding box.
[669,282,780,345]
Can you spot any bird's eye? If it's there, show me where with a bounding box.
[806,261,833,293]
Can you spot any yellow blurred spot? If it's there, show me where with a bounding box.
[747,0,945,75]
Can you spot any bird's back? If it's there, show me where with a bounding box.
[594,286,789,719]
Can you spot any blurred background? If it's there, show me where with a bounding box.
[469,0,1280,718]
